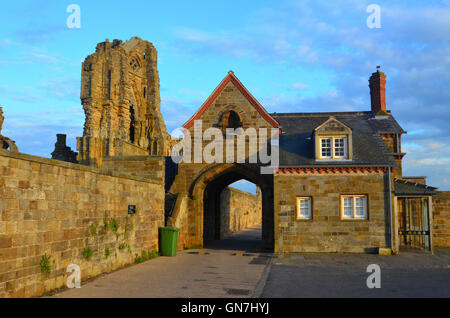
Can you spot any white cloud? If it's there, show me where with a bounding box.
[428,141,444,151]
[291,83,309,90]
[175,28,211,42]
[40,78,80,99]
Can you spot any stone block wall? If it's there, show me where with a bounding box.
[113,139,149,157]
[274,171,390,253]
[0,149,164,298]
[433,191,450,247]
[182,80,276,165]
[102,155,165,182]
[220,187,262,238]
[167,194,190,251]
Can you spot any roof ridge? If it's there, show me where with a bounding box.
[271,111,373,117]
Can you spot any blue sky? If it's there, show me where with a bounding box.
[0,0,449,192]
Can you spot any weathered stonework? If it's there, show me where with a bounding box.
[168,73,278,250]
[77,37,174,167]
[0,149,164,298]
[273,171,393,253]
[0,106,18,152]
[380,133,404,179]
[167,194,190,250]
[102,155,165,182]
[220,187,262,238]
[51,134,78,163]
[433,191,450,247]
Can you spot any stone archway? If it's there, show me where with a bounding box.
[189,163,274,251]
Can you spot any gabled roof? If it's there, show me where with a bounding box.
[272,111,404,167]
[183,71,279,129]
[314,116,352,132]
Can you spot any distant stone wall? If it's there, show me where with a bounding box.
[220,187,262,239]
[113,139,149,157]
[0,149,164,298]
[102,155,165,182]
[433,191,450,247]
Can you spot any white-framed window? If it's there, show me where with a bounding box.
[321,138,332,158]
[319,136,347,159]
[334,138,345,158]
[296,197,312,220]
[341,195,368,220]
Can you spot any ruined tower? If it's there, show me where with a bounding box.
[77,37,172,167]
[0,106,18,152]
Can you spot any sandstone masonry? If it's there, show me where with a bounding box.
[77,37,175,168]
[0,149,164,298]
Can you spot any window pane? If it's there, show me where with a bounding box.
[343,207,353,217]
[334,138,345,157]
[298,198,311,218]
[355,197,366,217]
[355,206,365,217]
[321,138,331,157]
[355,197,364,207]
[343,197,353,207]
[300,208,309,217]
[343,197,353,218]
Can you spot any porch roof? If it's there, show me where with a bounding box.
[394,178,438,196]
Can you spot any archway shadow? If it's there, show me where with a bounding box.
[204,224,265,253]
[199,164,274,252]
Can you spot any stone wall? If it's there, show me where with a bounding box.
[220,187,262,238]
[102,155,165,182]
[433,191,450,247]
[167,194,190,251]
[0,149,164,298]
[113,139,149,157]
[273,171,391,253]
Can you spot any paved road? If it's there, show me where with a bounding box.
[54,224,450,298]
[262,248,450,298]
[56,225,269,298]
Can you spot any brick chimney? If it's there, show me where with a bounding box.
[369,67,387,113]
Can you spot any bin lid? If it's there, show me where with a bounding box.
[159,226,180,232]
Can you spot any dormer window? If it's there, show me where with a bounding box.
[314,117,352,161]
[319,137,347,159]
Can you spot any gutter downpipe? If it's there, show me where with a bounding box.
[388,167,394,252]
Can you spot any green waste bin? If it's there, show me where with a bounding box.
[159,226,179,256]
